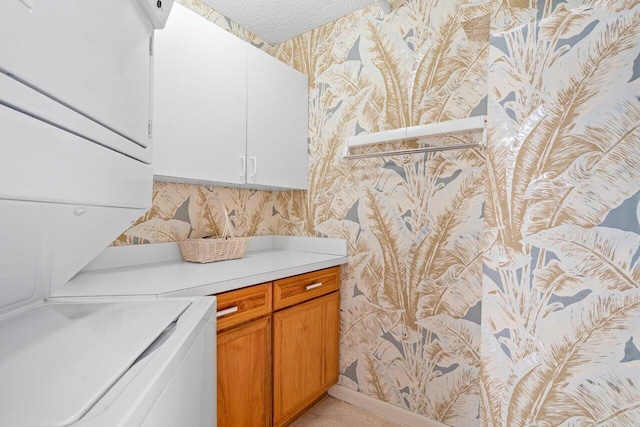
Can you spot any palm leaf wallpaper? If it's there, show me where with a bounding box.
[114,0,640,425]
[482,1,640,427]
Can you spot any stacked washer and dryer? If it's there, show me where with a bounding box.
[0,1,217,426]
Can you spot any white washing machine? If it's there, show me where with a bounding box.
[0,100,218,427]
[0,197,217,427]
[0,1,217,422]
[0,295,217,427]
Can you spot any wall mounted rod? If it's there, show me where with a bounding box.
[341,116,487,159]
[342,142,482,159]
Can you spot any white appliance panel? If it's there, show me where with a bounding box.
[0,73,152,164]
[70,297,216,427]
[0,0,152,147]
[140,315,216,426]
[0,200,147,315]
[0,104,152,209]
[0,3,215,426]
[0,300,190,427]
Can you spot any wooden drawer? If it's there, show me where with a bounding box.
[273,267,340,310]
[215,282,272,331]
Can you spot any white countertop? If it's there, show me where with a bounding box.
[52,236,349,298]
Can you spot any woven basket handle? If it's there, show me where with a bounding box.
[221,210,235,239]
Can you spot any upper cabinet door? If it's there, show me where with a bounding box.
[153,4,248,186]
[0,0,152,147]
[247,48,309,190]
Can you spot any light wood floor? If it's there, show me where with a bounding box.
[289,396,405,426]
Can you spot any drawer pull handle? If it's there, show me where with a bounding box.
[216,306,239,318]
[306,282,323,291]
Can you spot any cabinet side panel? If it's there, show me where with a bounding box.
[323,292,340,386]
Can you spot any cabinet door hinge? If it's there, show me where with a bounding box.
[148,120,152,137]
[149,37,153,56]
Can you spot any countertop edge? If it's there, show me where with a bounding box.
[52,238,350,299]
[82,236,348,272]
[158,255,349,298]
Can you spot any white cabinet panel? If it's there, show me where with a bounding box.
[153,4,248,186]
[0,0,152,147]
[247,48,309,190]
[152,4,308,190]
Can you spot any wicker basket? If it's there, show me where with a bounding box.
[178,213,248,263]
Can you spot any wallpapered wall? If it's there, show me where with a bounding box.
[113,182,298,244]
[481,1,640,426]
[116,0,640,426]
[117,1,488,425]
[272,2,488,426]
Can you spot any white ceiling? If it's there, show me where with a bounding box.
[200,0,375,45]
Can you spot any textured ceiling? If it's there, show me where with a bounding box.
[200,0,375,44]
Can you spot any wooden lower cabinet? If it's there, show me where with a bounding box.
[215,267,341,427]
[217,316,272,427]
[272,292,340,426]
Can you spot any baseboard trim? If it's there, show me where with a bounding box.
[328,385,448,427]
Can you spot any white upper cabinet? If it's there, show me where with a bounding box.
[152,4,309,190]
[153,3,248,186]
[247,47,309,189]
[0,0,152,149]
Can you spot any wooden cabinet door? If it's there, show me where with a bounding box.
[153,3,248,186]
[217,317,271,427]
[273,292,340,426]
[246,46,309,190]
